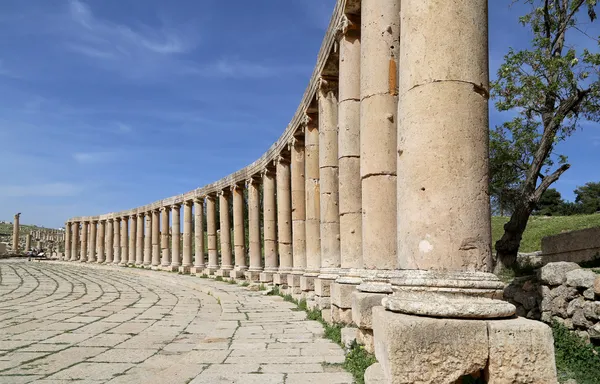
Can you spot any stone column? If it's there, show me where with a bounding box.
[25,234,31,252]
[170,204,181,271]
[160,207,170,268]
[260,168,277,283]
[80,221,88,262]
[120,216,129,266]
[218,191,233,276]
[64,222,71,261]
[98,220,105,263]
[88,220,97,263]
[289,137,306,294]
[370,1,557,383]
[333,14,362,324]
[127,214,135,265]
[191,198,205,274]
[302,114,320,294]
[181,201,193,274]
[113,217,121,264]
[151,209,160,268]
[205,195,218,275]
[316,77,340,311]
[12,213,20,254]
[245,178,262,281]
[275,156,292,286]
[136,213,144,266]
[144,212,152,267]
[231,184,247,279]
[105,219,114,263]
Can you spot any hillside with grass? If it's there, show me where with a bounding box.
[492,214,600,253]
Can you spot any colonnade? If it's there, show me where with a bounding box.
[63,1,557,383]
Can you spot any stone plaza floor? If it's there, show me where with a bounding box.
[0,260,352,383]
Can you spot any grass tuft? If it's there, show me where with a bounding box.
[552,321,600,384]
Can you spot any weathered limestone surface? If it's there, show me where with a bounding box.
[206,196,218,274]
[261,170,277,283]
[136,214,144,266]
[291,138,306,277]
[218,192,233,273]
[232,185,247,277]
[0,260,351,384]
[542,227,600,265]
[246,179,262,281]
[160,208,170,268]
[192,199,205,273]
[276,158,293,277]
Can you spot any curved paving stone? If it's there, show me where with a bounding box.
[0,260,351,384]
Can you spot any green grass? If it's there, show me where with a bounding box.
[552,321,600,384]
[492,214,600,253]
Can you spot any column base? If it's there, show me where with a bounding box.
[245,270,262,282]
[229,269,246,279]
[300,275,316,291]
[216,268,232,277]
[331,306,353,325]
[151,265,161,271]
[162,265,180,272]
[190,266,205,274]
[203,267,218,276]
[331,282,356,309]
[273,273,288,285]
[352,291,389,350]
[373,307,558,384]
[260,272,275,283]
[287,274,302,294]
[178,266,191,274]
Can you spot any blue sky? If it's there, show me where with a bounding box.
[0,0,597,228]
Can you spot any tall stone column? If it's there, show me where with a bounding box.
[245,178,262,282]
[88,221,97,263]
[191,198,205,274]
[275,156,292,286]
[105,219,114,263]
[128,214,136,265]
[64,222,71,261]
[113,217,121,264]
[260,169,277,283]
[289,137,306,293]
[12,213,20,254]
[25,234,31,252]
[144,212,152,266]
[120,216,129,266]
[71,222,79,261]
[218,191,233,276]
[316,77,340,311]
[80,221,88,262]
[370,1,557,383]
[98,220,105,263]
[302,114,320,294]
[181,201,193,274]
[205,195,218,274]
[170,204,181,271]
[231,184,247,279]
[151,209,160,268]
[333,14,362,324]
[160,207,171,268]
[136,213,144,266]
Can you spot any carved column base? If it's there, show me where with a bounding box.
[190,266,205,274]
[229,269,246,279]
[203,267,218,276]
[273,273,288,285]
[244,270,262,282]
[178,266,191,274]
[259,272,274,283]
[287,274,302,295]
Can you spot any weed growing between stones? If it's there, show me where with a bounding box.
[240,281,250,287]
[215,276,224,282]
[552,321,600,384]
[200,274,208,279]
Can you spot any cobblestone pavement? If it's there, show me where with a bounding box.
[0,260,352,384]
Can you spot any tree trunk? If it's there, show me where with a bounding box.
[494,199,534,273]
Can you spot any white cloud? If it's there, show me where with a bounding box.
[73,152,115,164]
[199,58,312,79]
[0,183,83,198]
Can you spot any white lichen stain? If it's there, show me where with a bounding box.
[419,239,433,254]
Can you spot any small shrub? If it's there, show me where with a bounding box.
[343,341,377,384]
[552,321,600,384]
[241,281,250,287]
[215,276,224,282]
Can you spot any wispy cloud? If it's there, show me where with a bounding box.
[73,152,116,165]
[0,183,83,198]
[196,58,311,79]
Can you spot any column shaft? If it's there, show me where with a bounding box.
[305,117,320,275]
[105,220,113,263]
[194,199,205,269]
[144,213,152,266]
[182,201,193,268]
[113,218,121,264]
[171,205,181,268]
[127,215,135,264]
[151,210,160,267]
[232,185,247,272]
[206,196,218,271]
[12,214,20,254]
[161,208,170,267]
[88,221,97,262]
[120,217,129,265]
[360,0,400,270]
[25,234,31,252]
[80,221,88,262]
[64,223,71,261]
[277,158,292,273]
[247,179,262,272]
[292,138,306,274]
[98,221,105,263]
[263,170,277,273]
[219,192,233,271]
[136,214,144,265]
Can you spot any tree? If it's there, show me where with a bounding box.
[574,181,600,213]
[492,0,600,270]
[534,188,565,215]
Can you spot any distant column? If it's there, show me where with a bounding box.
[136,213,144,265]
[12,213,20,254]
[113,217,121,264]
[144,212,152,266]
[160,207,171,268]
[64,222,71,261]
[192,198,205,273]
[170,204,181,270]
[218,191,233,276]
[105,219,114,263]
[246,178,262,281]
[181,201,193,273]
[128,214,136,265]
[206,195,218,274]
[151,209,160,267]
[276,156,292,284]
[302,114,320,292]
[80,221,88,262]
[120,216,129,266]
[232,184,247,279]
[260,169,277,283]
[88,220,97,263]
[98,220,106,263]
[25,234,32,252]
[70,222,79,261]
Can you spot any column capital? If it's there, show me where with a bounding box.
[336,13,360,39]
[160,206,171,212]
[318,76,339,96]
[205,194,216,201]
[171,203,181,210]
[217,189,230,197]
[193,197,204,204]
[115,217,122,222]
[274,154,290,166]
[245,176,260,188]
[183,200,193,207]
[261,167,275,178]
[230,183,244,192]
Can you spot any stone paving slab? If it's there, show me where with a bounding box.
[0,260,352,383]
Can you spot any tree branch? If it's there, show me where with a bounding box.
[533,164,571,201]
